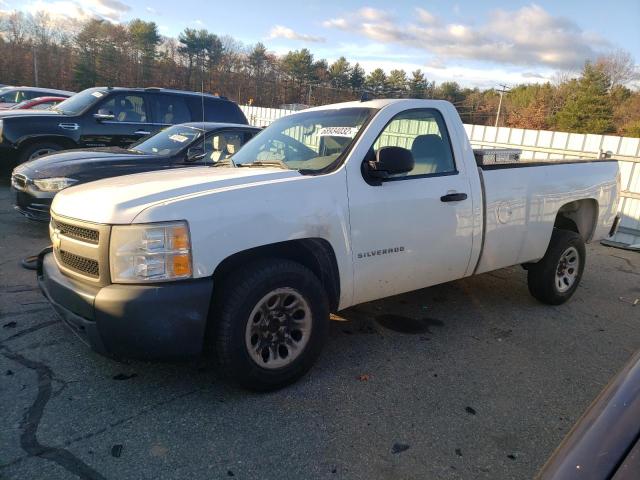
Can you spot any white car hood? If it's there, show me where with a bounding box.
[51,166,300,224]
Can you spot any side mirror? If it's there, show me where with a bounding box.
[93,108,115,121]
[366,146,414,180]
[186,147,206,162]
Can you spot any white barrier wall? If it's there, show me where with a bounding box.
[240,105,640,248]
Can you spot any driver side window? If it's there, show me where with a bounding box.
[208,132,247,163]
[373,109,456,178]
[98,94,148,123]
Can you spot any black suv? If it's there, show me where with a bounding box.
[0,87,247,166]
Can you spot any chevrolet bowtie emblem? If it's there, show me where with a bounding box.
[52,228,62,250]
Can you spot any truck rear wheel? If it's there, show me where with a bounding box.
[213,259,329,391]
[527,229,586,305]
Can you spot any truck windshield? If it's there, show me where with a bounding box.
[129,125,203,156]
[52,88,108,115]
[230,107,375,172]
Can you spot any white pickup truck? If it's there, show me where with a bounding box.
[38,99,620,390]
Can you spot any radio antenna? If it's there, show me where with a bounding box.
[201,78,206,156]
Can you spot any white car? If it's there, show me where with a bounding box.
[37,99,620,390]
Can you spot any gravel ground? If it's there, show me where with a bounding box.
[1,177,639,480]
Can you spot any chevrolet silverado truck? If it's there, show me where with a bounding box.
[37,99,620,391]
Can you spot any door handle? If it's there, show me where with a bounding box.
[134,130,150,136]
[440,192,468,202]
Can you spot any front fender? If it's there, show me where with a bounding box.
[133,170,356,309]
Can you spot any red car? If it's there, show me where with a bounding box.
[8,96,68,110]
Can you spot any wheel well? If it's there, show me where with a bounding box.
[212,239,341,312]
[554,199,598,242]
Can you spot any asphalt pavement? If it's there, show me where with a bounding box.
[1,177,639,480]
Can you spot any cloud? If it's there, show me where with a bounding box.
[23,0,130,22]
[522,71,546,79]
[268,25,325,43]
[323,4,610,70]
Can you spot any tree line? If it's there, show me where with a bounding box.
[0,11,638,137]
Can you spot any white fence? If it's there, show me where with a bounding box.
[240,105,640,249]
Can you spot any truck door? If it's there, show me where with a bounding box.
[346,108,475,305]
[81,93,155,148]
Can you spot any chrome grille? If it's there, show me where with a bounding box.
[50,213,110,285]
[52,218,99,244]
[59,250,100,278]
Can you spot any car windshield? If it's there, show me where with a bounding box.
[52,88,107,115]
[230,107,375,172]
[129,125,203,156]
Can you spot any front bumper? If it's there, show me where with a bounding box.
[13,187,53,222]
[37,248,214,359]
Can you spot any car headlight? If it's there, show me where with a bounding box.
[109,221,192,283]
[33,177,78,192]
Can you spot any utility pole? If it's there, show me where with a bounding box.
[494,84,509,127]
[33,45,39,87]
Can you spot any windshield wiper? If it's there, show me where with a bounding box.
[211,157,237,168]
[237,160,289,170]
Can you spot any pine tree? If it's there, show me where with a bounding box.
[409,69,429,98]
[365,68,387,95]
[328,56,351,89]
[387,69,408,97]
[555,63,615,134]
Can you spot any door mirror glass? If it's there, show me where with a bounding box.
[94,108,115,121]
[367,146,415,179]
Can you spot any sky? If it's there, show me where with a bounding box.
[4,0,640,88]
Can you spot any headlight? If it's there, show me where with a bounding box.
[33,177,78,192]
[109,221,192,283]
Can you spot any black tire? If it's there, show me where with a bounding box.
[18,142,63,164]
[213,259,329,391]
[527,229,586,305]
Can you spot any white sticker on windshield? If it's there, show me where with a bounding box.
[91,91,104,98]
[317,127,358,138]
[169,134,189,143]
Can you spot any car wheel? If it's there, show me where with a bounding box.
[527,229,586,305]
[19,142,62,163]
[214,259,329,391]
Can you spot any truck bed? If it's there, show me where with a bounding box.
[473,159,619,275]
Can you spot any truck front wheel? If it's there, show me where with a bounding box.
[527,229,586,305]
[214,259,329,391]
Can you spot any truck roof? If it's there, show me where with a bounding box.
[304,98,454,112]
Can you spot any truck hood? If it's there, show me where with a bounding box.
[14,148,153,179]
[51,166,300,224]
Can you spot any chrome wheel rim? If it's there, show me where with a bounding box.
[555,246,579,293]
[28,148,56,161]
[244,287,312,369]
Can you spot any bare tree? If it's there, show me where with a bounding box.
[596,49,639,88]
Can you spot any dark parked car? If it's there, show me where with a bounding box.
[0,86,74,109]
[0,86,248,165]
[8,96,67,110]
[537,349,640,479]
[11,122,260,221]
